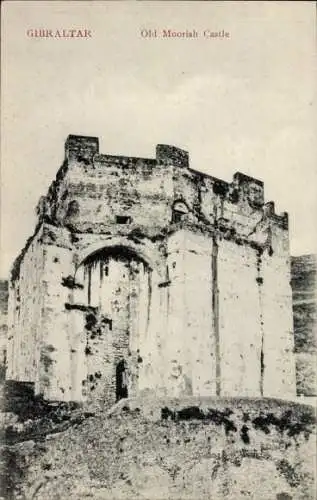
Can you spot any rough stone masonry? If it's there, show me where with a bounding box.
[6,135,297,407]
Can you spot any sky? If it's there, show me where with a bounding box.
[1,1,316,278]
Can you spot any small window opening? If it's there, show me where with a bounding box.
[116,359,128,401]
[172,201,189,224]
[116,215,132,225]
[172,211,183,224]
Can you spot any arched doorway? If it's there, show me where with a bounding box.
[171,200,189,223]
[72,244,152,407]
[75,245,152,310]
[116,359,128,401]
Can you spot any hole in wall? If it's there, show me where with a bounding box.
[115,215,132,225]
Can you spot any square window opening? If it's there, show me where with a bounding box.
[115,215,132,225]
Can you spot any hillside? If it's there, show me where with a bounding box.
[1,396,316,499]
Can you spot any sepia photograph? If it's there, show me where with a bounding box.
[0,1,316,499]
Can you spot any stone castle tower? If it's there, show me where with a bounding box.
[6,135,296,406]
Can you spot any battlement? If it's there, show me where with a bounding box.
[11,136,289,283]
[156,144,189,167]
[231,172,264,208]
[12,136,291,284]
[233,172,263,187]
[65,135,189,168]
[63,137,268,210]
[65,135,99,162]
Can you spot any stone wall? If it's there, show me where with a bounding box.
[163,230,215,397]
[261,225,296,398]
[6,228,46,386]
[2,255,315,398]
[291,255,317,396]
[218,240,262,396]
[0,280,8,378]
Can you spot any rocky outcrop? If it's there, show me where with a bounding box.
[0,397,315,499]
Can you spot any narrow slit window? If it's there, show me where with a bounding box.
[172,211,183,223]
[116,360,128,401]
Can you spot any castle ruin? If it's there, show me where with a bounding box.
[6,135,297,407]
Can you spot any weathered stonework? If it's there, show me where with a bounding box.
[291,255,317,396]
[6,135,296,405]
[0,280,8,378]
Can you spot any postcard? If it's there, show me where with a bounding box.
[1,1,316,499]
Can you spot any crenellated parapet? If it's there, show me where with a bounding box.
[10,135,289,285]
[38,135,288,238]
[10,133,291,329]
[156,144,189,167]
[65,134,99,162]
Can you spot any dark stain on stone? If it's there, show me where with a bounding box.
[276,459,301,488]
[41,462,52,471]
[252,408,315,439]
[240,425,250,444]
[61,276,84,289]
[85,313,97,331]
[65,303,97,314]
[70,234,80,243]
[127,228,147,241]
[161,406,237,436]
[40,353,54,373]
